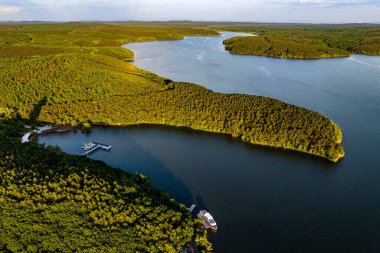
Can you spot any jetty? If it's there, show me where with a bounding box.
[187,204,197,213]
[82,142,111,155]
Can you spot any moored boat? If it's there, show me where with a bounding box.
[198,210,217,230]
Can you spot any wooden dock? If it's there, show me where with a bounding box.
[187,204,196,213]
[83,142,111,155]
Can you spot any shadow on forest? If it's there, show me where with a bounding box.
[29,97,47,124]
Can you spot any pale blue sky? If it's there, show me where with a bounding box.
[0,0,379,23]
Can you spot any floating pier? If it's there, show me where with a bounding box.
[187,204,197,213]
[82,142,111,155]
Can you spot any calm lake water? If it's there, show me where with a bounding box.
[39,33,380,253]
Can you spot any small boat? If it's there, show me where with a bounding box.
[81,142,96,151]
[198,210,217,230]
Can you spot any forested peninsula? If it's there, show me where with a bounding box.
[222,24,380,58]
[0,23,345,161]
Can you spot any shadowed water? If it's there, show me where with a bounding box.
[40,32,380,253]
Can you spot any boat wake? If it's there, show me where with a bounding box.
[348,57,380,69]
[196,51,206,62]
[258,66,275,80]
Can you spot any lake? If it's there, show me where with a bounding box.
[39,32,380,252]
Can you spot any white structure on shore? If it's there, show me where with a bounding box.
[21,125,53,143]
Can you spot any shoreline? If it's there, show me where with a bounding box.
[22,124,73,143]
[33,121,344,163]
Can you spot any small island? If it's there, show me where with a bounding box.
[222,24,380,58]
[223,35,351,59]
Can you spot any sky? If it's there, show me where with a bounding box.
[0,0,379,23]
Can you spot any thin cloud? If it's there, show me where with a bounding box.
[28,0,126,7]
[0,6,23,14]
[264,0,380,7]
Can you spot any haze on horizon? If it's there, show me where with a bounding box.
[0,0,379,24]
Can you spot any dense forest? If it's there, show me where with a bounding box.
[0,115,211,252]
[0,23,344,161]
[220,24,380,58]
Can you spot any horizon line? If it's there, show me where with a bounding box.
[1,20,380,25]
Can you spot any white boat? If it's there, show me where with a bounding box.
[198,210,217,230]
[81,142,96,151]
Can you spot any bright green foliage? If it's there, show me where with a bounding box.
[0,118,210,252]
[0,107,17,119]
[80,122,93,133]
[220,24,380,58]
[0,23,344,161]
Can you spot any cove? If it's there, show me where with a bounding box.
[39,32,380,252]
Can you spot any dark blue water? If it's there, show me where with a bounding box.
[39,33,380,253]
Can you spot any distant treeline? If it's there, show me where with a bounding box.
[221,24,380,58]
[0,23,218,59]
[0,116,212,252]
